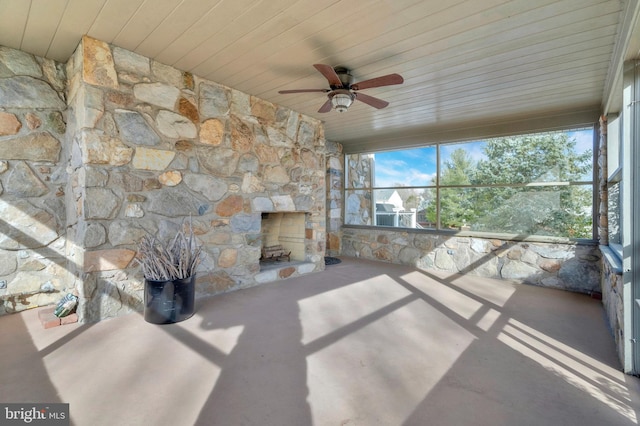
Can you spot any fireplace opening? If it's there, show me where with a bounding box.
[260,212,306,266]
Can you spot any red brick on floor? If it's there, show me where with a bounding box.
[60,313,79,325]
[37,306,60,329]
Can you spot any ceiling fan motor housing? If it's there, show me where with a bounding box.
[333,66,353,89]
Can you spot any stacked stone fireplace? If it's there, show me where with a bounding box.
[0,36,327,322]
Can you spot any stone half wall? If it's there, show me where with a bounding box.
[0,46,70,315]
[64,36,326,322]
[601,250,623,366]
[342,228,602,294]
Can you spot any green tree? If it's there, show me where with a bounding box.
[470,132,592,237]
[426,148,476,228]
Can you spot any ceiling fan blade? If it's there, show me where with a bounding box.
[354,92,389,109]
[351,73,404,90]
[278,89,328,94]
[318,99,333,113]
[313,64,343,87]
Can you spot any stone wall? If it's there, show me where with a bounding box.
[344,153,373,225]
[342,228,601,293]
[326,141,343,255]
[68,36,326,321]
[0,36,327,322]
[601,251,623,364]
[0,47,71,314]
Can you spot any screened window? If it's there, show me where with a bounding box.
[345,128,595,240]
[606,114,622,257]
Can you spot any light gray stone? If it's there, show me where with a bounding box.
[255,269,278,283]
[252,197,274,212]
[470,238,489,253]
[294,195,313,211]
[113,47,150,75]
[528,244,572,259]
[345,193,364,225]
[6,162,48,197]
[147,187,205,217]
[41,59,66,92]
[83,167,109,187]
[8,272,62,296]
[169,153,189,170]
[264,165,289,183]
[266,127,290,147]
[434,249,456,271]
[133,82,180,110]
[0,76,64,109]
[183,173,228,201]
[501,261,540,280]
[0,161,7,173]
[0,199,59,249]
[196,147,239,177]
[84,223,107,248]
[0,251,17,276]
[131,147,175,171]
[328,156,342,171]
[79,83,104,110]
[231,90,250,116]
[108,172,144,192]
[398,247,420,265]
[272,195,295,211]
[521,249,539,265]
[84,188,120,219]
[470,253,500,277]
[114,109,161,146]
[0,132,61,162]
[151,61,183,87]
[0,47,42,78]
[297,120,315,146]
[108,220,153,246]
[199,83,230,117]
[392,236,410,246]
[156,110,197,139]
[230,213,260,233]
[297,263,316,274]
[125,203,144,218]
[238,154,259,173]
[453,247,471,272]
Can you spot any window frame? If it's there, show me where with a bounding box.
[344,127,597,243]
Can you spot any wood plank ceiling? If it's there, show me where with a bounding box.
[0,0,636,152]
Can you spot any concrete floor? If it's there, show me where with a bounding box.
[1,257,640,425]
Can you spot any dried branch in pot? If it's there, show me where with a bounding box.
[136,217,202,281]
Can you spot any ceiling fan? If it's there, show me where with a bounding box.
[278,64,404,113]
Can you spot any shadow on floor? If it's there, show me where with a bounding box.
[1,257,639,425]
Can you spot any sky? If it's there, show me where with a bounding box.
[372,128,594,187]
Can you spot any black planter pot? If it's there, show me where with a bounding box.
[144,275,196,324]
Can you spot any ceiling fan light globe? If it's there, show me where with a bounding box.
[331,93,353,112]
